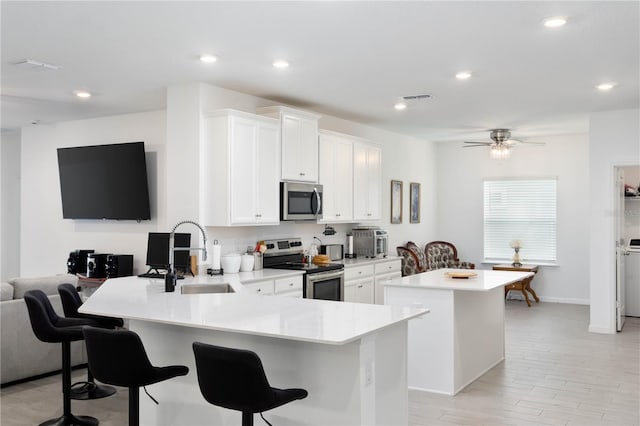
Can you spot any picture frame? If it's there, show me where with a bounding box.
[390,180,403,224]
[410,182,421,223]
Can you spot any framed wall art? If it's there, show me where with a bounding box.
[391,180,403,224]
[410,182,420,223]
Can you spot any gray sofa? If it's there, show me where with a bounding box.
[1,274,86,385]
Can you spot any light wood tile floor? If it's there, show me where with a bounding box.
[1,301,638,425]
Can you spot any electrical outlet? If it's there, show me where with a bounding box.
[365,362,373,387]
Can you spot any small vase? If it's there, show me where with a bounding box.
[512,248,522,267]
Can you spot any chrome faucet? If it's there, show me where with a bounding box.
[168,220,208,273]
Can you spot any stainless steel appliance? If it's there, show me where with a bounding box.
[263,237,344,301]
[626,239,640,317]
[352,227,388,258]
[320,244,344,261]
[280,182,323,221]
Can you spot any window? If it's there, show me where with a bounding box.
[483,179,557,264]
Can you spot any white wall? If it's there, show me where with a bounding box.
[436,133,590,304]
[18,83,437,276]
[20,111,167,276]
[1,130,21,280]
[589,109,640,333]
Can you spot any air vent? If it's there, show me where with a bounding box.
[402,94,432,100]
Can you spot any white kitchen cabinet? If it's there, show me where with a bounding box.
[243,279,275,296]
[203,109,280,226]
[345,277,375,304]
[373,259,402,305]
[318,130,353,223]
[344,264,375,304]
[258,106,321,183]
[353,142,381,221]
[274,276,303,298]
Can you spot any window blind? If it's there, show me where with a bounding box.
[483,179,557,263]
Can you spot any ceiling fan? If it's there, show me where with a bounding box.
[463,129,545,159]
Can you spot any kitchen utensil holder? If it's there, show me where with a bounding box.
[253,252,263,270]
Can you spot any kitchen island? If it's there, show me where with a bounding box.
[384,268,533,396]
[80,274,428,425]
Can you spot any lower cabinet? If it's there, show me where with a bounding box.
[344,259,402,304]
[242,276,303,298]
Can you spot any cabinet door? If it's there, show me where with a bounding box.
[230,118,258,224]
[353,143,381,221]
[298,117,318,182]
[344,282,358,303]
[243,280,274,296]
[374,271,401,305]
[281,113,318,182]
[255,123,280,224]
[281,114,300,181]
[319,132,352,222]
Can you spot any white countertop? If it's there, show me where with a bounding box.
[385,268,533,291]
[79,274,428,345]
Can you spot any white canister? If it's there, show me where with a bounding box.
[240,254,255,272]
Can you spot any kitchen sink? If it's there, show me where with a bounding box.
[180,283,235,294]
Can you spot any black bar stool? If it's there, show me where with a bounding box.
[82,327,189,426]
[192,342,308,426]
[24,290,99,426]
[58,283,122,400]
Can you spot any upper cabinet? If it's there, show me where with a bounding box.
[257,106,321,183]
[202,109,280,226]
[353,141,381,221]
[318,130,354,223]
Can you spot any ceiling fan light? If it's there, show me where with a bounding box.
[544,16,567,27]
[490,144,511,159]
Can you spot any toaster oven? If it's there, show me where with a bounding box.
[352,228,388,258]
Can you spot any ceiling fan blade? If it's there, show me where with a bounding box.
[464,141,491,145]
[519,141,545,145]
[463,145,487,148]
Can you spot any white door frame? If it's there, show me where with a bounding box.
[615,167,626,331]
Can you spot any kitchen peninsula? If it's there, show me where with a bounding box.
[80,273,428,425]
[384,268,533,395]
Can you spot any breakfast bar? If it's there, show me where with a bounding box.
[80,275,428,425]
[384,268,533,396]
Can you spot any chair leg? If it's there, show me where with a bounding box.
[38,342,99,426]
[129,386,139,426]
[242,411,254,426]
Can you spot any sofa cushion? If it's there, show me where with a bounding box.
[1,282,14,301]
[8,274,78,299]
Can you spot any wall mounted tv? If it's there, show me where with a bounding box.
[57,141,151,220]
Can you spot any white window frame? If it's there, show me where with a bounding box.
[483,177,558,265]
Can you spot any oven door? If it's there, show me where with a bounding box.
[304,269,344,301]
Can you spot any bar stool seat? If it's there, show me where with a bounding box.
[24,290,99,426]
[82,327,189,426]
[58,283,121,400]
[192,342,308,426]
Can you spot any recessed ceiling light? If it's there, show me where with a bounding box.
[543,16,567,27]
[199,54,217,63]
[456,71,472,80]
[596,82,616,91]
[74,91,91,99]
[273,60,290,69]
[394,103,407,111]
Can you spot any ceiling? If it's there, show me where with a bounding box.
[2,1,638,142]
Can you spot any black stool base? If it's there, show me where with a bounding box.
[70,382,117,400]
[39,414,99,426]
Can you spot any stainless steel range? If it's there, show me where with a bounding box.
[262,237,344,301]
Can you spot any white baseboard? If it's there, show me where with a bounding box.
[588,324,615,334]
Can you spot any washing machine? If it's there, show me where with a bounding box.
[625,239,640,317]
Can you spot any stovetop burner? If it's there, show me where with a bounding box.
[269,261,344,273]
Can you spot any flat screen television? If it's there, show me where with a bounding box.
[57,142,151,220]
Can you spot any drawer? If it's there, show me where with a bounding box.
[243,280,274,295]
[345,264,374,281]
[374,259,401,275]
[274,276,303,294]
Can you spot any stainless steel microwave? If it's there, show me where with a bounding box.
[280,182,323,221]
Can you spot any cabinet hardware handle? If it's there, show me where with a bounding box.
[299,172,306,176]
[257,288,261,292]
[357,285,363,288]
[289,283,293,286]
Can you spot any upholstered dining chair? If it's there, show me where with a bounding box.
[424,241,475,271]
[396,241,428,276]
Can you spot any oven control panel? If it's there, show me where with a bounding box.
[263,238,304,257]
